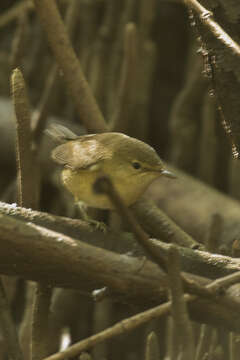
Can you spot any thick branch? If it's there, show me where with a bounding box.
[132,198,202,250]
[0,202,138,255]
[1,214,240,331]
[1,202,240,280]
[145,166,240,250]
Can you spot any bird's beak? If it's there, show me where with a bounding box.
[161,169,177,179]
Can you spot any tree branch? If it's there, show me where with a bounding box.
[184,0,240,57]
[33,0,108,133]
[1,213,240,331]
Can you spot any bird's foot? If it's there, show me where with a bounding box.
[76,201,107,232]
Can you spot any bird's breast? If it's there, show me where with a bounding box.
[61,168,158,209]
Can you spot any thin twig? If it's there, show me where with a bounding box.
[184,0,240,57]
[230,332,240,360]
[10,12,28,70]
[22,267,240,360]
[207,271,240,293]
[107,0,136,119]
[144,331,160,360]
[32,64,58,145]
[0,279,24,360]
[111,22,137,132]
[139,0,157,39]
[39,263,240,360]
[88,0,121,114]
[76,0,99,74]
[94,175,167,270]
[195,325,214,360]
[31,284,53,360]
[33,0,82,145]
[205,213,223,253]
[167,245,195,360]
[33,0,108,133]
[195,212,222,360]
[166,317,180,359]
[197,90,217,185]
[41,297,176,360]
[0,0,33,28]
[169,41,206,171]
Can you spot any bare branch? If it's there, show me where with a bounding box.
[132,197,202,250]
[11,68,39,209]
[144,332,160,360]
[167,246,195,359]
[94,176,167,270]
[43,298,173,360]
[0,279,23,360]
[111,22,137,132]
[33,0,83,145]
[33,0,108,133]
[0,213,240,330]
[184,0,240,57]
[0,0,33,28]
[41,268,240,360]
[31,284,53,360]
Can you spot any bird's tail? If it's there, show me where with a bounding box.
[45,123,79,144]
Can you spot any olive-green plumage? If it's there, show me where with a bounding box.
[47,124,175,209]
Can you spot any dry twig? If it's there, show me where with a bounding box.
[0,0,33,28]
[31,284,53,360]
[11,68,38,209]
[1,213,240,330]
[94,176,167,270]
[33,0,83,145]
[11,68,51,360]
[144,332,160,360]
[132,197,202,250]
[41,269,240,360]
[111,22,137,133]
[167,246,195,359]
[0,279,23,360]
[184,0,240,57]
[33,0,108,133]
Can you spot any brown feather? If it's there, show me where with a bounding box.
[51,137,112,169]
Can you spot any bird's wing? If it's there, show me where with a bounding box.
[51,137,111,170]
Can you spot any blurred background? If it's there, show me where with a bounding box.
[1,0,240,359]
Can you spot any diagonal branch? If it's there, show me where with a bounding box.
[184,0,240,57]
[41,270,240,360]
[33,0,108,133]
[1,213,240,331]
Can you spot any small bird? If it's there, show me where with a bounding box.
[47,124,175,209]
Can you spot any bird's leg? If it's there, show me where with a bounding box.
[75,200,107,232]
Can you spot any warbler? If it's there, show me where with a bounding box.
[47,124,175,209]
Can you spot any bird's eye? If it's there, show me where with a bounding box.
[132,161,141,170]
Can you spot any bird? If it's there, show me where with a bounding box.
[47,124,175,209]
